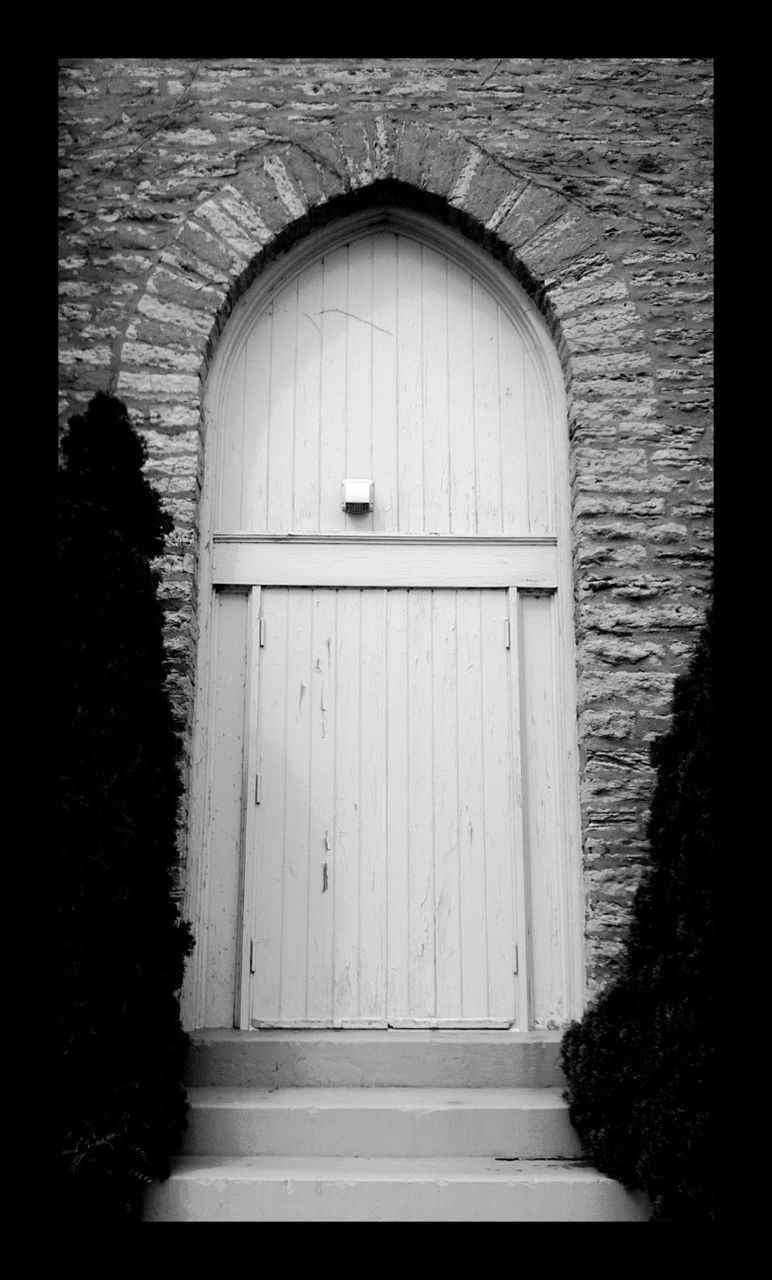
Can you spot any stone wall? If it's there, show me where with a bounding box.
[58,57,713,998]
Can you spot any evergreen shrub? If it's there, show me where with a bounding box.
[561,599,714,1223]
[57,392,194,1222]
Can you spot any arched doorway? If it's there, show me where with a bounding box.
[190,206,584,1031]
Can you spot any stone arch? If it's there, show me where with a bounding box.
[118,118,653,440]
[115,117,661,1010]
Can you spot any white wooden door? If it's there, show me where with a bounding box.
[248,586,518,1029]
[193,209,583,1033]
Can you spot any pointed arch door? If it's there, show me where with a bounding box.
[196,209,583,1031]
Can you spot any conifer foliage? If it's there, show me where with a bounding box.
[58,393,194,1222]
[561,599,714,1223]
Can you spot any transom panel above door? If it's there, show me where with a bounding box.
[213,222,555,538]
[249,586,518,1029]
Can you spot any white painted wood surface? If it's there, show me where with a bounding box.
[214,230,553,538]
[248,588,518,1029]
[237,589,263,1031]
[212,537,557,589]
[519,592,575,1029]
[200,590,249,1028]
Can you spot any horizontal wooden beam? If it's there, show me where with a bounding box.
[212,535,558,588]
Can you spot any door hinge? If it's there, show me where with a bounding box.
[255,773,262,805]
[258,616,266,647]
[513,943,519,974]
[504,618,511,649]
[249,939,255,975]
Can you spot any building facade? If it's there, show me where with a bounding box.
[58,58,714,1033]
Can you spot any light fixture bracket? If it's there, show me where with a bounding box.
[342,478,374,514]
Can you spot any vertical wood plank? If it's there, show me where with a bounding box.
[241,312,271,533]
[294,261,324,532]
[251,588,289,1024]
[305,589,337,1021]
[472,281,504,534]
[386,588,410,1023]
[371,232,399,533]
[421,247,451,533]
[525,357,552,534]
[406,589,436,1018]
[203,589,248,1028]
[238,587,262,1029]
[277,588,313,1020]
[508,587,530,1030]
[499,310,529,534]
[447,262,477,534]
[396,236,424,533]
[520,592,562,1027]
[266,284,298,532]
[319,247,349,532]
[432,590,461,1018]
[456,590,489,1017]
[344,236,375,532]
[357,589,387,1021]
[552,587,585,1023]
[332,588,362,1021]
[480,589,516,1023]
[217,345,245,530]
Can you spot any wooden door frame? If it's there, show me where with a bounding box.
[183,206,584,1032]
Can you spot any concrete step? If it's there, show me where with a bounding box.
[144,1155,650,1222]
[182,1086,582,1158]
[155,1030,650,1220]
[186,1029,565,1089]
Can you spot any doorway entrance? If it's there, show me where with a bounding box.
[191,207,583,1031]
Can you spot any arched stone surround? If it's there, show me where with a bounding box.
[111,116,688,1001]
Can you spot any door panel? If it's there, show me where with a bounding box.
[249,587,517,1028]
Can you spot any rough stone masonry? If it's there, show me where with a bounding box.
[58,58,713,999]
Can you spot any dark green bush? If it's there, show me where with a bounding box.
[561,598,714,1223]
[58,392,194,1222]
